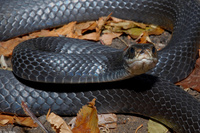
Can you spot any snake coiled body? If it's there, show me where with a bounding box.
[0,0,200,132]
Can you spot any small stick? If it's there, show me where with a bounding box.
[112,32,129,47]
[21,101,50,133]
[135,124,143,133]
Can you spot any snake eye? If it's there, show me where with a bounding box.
[128,47,135,59]
[152,47,156,54]
[130,47,135,54]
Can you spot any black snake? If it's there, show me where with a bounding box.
[0,0,200,132]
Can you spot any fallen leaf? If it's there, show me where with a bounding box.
[80,32,100,41]
[125,28,145,39]
[138,31,149,43]
[0,22,77,57]
[147,25,164,35]
[75,21,96,36]
[108,21,137,30]
[110,17,124,23]
[69,114,117,129]
[72,98,100,133]
[176,57,200,91]
[0,115,14,126]
[100,33,122,45]
[148,119,168,133]
[0,14,164,58]
[52,22,77,38]
[0,114,37,127]
[46,112,72,133]
[14,116,38,127]
[0,38,24,56]
[98,114,117,129]
[97,13,112,31]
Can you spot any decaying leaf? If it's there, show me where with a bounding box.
[14,116,38,127]
[69,114,117,129]
[72,98,100,133]
[98,114,117,129]
[138,31,150,44]
[80,32,100,41]
[75,21,97,36]
[100,33,122,45]
[46,112,72,133]
[148,119,168,133]
[0,115,14,126]
[51,22,77,38]
[176,57,200,91]
[0,114,37,127]
[46,99,100,133]
[0,13,164,57]
[100,17,164,45]
[124,28,145,38]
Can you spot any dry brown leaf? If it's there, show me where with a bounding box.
[0,22,78,57]
[0,115,14,126]
[46,112,72,133]
[100,33,122,45]
[138,31,149,43]
[98,114,117,129]
[0,14,164,57]
[51,22,77,37]
[176,57,200,91]
[0,114,37,127]
[75,21,96,36]
[75,13,111,41]
[0,38,24,56]
[14,116,38,127]
[132,21,147,29]
[80,32,100,41]
[108,21,136,30]
[146,25,164,35]
[97,13,112,31]
[102,18,164,43]
[0,119,9,125]
[69,114,117,129]
[110,17,124,23]
[72,98,100,133]
[29,29,50,38]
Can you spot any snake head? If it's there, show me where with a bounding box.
[123,43,158,75]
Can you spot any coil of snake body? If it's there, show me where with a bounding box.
[0,0,200,132]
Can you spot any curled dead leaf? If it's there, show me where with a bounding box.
[98,114,117,129]
[0,114,37,127]
[75,21,97,36]
[72,98,100,133]
[100,33,122,45]
[46,112,72,133]
[176,57,200,91]
[14,116,38,128]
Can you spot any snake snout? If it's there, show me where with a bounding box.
[123,43,158,75]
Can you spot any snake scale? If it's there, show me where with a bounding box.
[0,0,200,132]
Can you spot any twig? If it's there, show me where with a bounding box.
[135,124,143,133]
[21,101,50,133]
[112,32,129,47]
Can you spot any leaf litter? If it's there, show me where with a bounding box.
[0,13,199,133]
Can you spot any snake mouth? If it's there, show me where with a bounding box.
[123,43,158,75]
[126,58,158,75]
